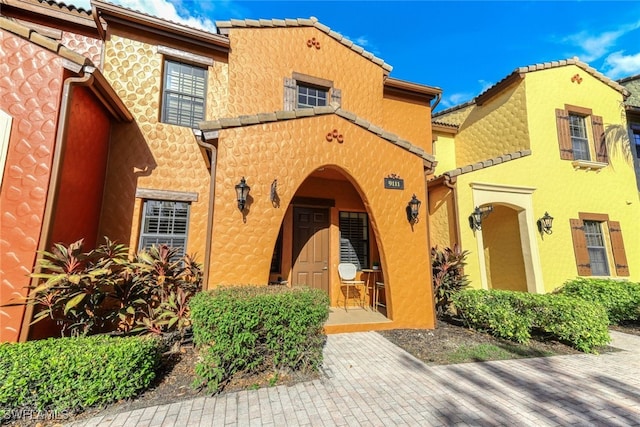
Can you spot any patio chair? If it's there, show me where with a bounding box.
[338,263,366,311]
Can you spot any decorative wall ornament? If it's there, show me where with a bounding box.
[326,129,344,143]
[307,37,321,49]
[571,74,583,84]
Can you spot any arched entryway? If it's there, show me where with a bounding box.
[481,204,528,292]
[268,166,386,312]
[470,182,545,294]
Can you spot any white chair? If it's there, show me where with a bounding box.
[338,263,365,311]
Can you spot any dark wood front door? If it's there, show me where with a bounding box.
[292,207,329,293]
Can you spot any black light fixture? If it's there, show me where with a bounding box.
[469,205,493,231]
[407,194,421,223]
[235,177,250,211]
[537,212,554,235]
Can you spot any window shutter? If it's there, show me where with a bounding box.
[608,221,629,276]
[284,77,297,111]
[570,218,591,276]
[592,115,608,163]
[331,88,342,107]
[556,109,573,160]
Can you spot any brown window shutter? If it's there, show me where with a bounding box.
[570,218,591,276]
[608,221,629,276]
[556,109,573,160]
[331,88,342,107]
[592,115,608,163]
[284,77,297,111]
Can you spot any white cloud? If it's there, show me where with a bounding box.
[440,92,474,109]
[604,51,640,79]
[563,20,640,63]
[478,79,493,93]
[70,0,217,32]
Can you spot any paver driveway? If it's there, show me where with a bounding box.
[69,330,640,426]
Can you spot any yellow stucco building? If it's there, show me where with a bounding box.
[430,58,640,293]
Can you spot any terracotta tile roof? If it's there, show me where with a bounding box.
[199,105,435,165]
[435,149,532,179]
[215,17,393,74]
[0,16,92,67]
[36,0,92,15]
[433,57,630,118]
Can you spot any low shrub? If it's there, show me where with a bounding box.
[555,278,640,324]
[190,285,329,393]
[452,289,610,353]
[0,335,160,421]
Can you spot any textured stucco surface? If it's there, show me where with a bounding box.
[454,81,530,167]
[225,27,383,122]
[451,65,640,292]
[427,184,455,250]
[621,77,640,107]
[210,113,434,329]
[382,95,432,153]
[0,31,62,342]
[94,24,436,331]
[49,86,111,249]
[98,34,212,255]
[60,32,102,67]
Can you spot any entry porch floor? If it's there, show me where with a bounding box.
[325,306,390,327]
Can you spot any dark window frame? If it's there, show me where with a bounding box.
[339,211,369,270]
[138,199,190,257]
[161,59,207,128]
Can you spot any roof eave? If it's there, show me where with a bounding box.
[92,0,229,52]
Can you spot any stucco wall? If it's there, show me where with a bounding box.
[0,31,63,342]
[454,81,530,167]
[210,114,434,329]
[49,86,111,249]
[382,95,432,153]
[98,34,213,255]
[226,27,384,122]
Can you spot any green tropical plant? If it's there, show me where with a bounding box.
[431,245,470,317]
[7,238,202,338]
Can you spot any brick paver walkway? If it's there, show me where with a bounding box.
[69,330,640,426]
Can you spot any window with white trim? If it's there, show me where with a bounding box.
[161,60,207,128]
[583,220,609,276]
[339,212,369,270]
[139,200,190,256]
[555,105,607,163]
[569,114,590,161]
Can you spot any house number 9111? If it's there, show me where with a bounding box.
[384,177,404,190]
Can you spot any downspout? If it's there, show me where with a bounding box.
[443,175,461,247]
[194,130,218,289]
[431,92,442,112]
[19,71,94,342]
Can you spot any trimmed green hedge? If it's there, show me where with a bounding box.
[452,289,610,352]
[190,285,329,392]
[556,278,640,324]
[0,335,160,420]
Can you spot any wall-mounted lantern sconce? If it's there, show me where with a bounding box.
[407,194,421,223]
[235,177,250,211]
[468,205,493,231]
[537,212,554,235]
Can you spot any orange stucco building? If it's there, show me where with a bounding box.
[1,0,442,341]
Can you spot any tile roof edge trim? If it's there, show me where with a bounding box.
[437,149,532,179]
[214,16,393,74]
[199,107,435,162]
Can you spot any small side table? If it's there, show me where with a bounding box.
[361,269,381,310]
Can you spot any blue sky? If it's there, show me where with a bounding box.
[73,0,640,112]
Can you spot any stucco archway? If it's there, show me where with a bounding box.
[470,182,544,294]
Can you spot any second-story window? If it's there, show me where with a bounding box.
[161,60,207,128]
[569,114,590,161]
[555,105,607,164]
[297,84,327,108]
